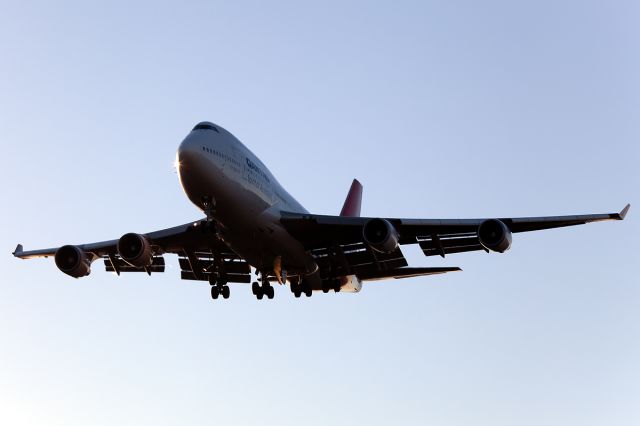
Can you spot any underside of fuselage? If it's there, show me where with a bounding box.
[176,122,347,292]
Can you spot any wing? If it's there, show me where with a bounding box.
[13,220,252,283]
[280,204,629,280]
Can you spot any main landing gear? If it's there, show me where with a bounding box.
[290,278,313,298]
[209,274,230,300]
[252,271,274,300]
[251,274,275,300]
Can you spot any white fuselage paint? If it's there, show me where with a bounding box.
[176,123,362,293]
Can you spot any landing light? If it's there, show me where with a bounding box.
[172,156,182,173]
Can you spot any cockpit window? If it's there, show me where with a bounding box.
[193,123,219,133]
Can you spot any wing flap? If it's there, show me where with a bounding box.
[359,266,462,281]
[309,242,408,279]
[177,252,252,283]
[104,256,165,273]
[181,271,252,283]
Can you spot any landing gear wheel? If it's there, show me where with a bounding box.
[322,283,330,293]
[266,285,275,299]
[210,286,219,300]
[221,285,230,299]
[333,281,341,293]
[290,281,302,298]
[304,285,313,298]
[253,281,267,300]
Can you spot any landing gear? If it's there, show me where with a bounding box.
[210,284,230,300]
[293,285,302,298]
[252,271,274,300]
[290,277,314,298]
[209,275,230,301]
[221,285,230,299]
[304,283,313,298]
[201,196,221,235]
[265,285,275,299]
[290,277,303,298]
[202,195,216,220]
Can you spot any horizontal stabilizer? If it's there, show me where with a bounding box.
[359,266,461,281]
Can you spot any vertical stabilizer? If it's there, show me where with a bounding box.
[340,179,363,217]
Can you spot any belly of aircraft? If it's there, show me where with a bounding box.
[180,151,311,277]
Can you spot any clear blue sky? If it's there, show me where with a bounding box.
[1,1,638,425]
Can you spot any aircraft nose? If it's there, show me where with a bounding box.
[177,133,204,167]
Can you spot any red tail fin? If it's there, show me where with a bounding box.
[340,179,363,217]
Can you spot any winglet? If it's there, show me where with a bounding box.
[13,244,23,257]
[618,204,630,220]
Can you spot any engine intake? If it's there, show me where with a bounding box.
[478,219,512,253]
[117,233,153,268]
[54,245,91,278]
[363,218,399,253]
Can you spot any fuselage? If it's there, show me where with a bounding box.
[176,122,322,284]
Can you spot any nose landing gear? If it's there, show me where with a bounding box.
[201,196,222,235]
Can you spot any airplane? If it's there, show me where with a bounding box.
[13,121,630,300]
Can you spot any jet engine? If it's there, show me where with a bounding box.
[54,245,91,278]
[363,218,399,253]
[478,219,512,253]
[117,233,153,268]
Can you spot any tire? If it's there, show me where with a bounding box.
[252,281,260,295]
[256,292,264,300]
[266,286,274,299]
[304,287,312,298]
[210,286,219,300]
[221,285,230,299]
[294,290,301,298]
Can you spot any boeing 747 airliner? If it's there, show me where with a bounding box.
[13,122,630,300]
